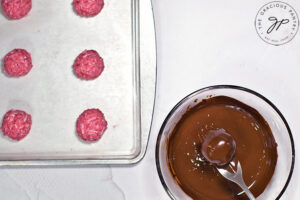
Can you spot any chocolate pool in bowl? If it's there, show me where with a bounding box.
[156,86,295,200]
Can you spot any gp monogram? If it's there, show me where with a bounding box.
[255,1,299,45]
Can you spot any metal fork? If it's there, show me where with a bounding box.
[217,161,256,200]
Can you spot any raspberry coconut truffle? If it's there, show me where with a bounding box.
[76,109,107,142]
[3,49,33,77]
[1,110,32,141]
[73,0,104,17]
[73,50,104,80]
[1,0,32,20]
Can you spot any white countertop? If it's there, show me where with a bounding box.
[1,0,300,199]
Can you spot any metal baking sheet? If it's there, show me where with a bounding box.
[0,0,156,165]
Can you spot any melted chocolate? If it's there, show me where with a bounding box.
[167,96,278,200]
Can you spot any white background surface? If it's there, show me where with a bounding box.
[1,0,300,199]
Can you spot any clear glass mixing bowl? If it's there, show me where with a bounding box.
[156,85,295,200]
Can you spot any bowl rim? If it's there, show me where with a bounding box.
[155,85,295,200]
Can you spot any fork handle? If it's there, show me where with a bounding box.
[240,183,256,200]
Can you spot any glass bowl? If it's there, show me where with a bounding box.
[156,85,295,200]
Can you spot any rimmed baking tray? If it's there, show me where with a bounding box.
[0,0,156,166]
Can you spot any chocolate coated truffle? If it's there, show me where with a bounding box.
[201,128,236,167]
